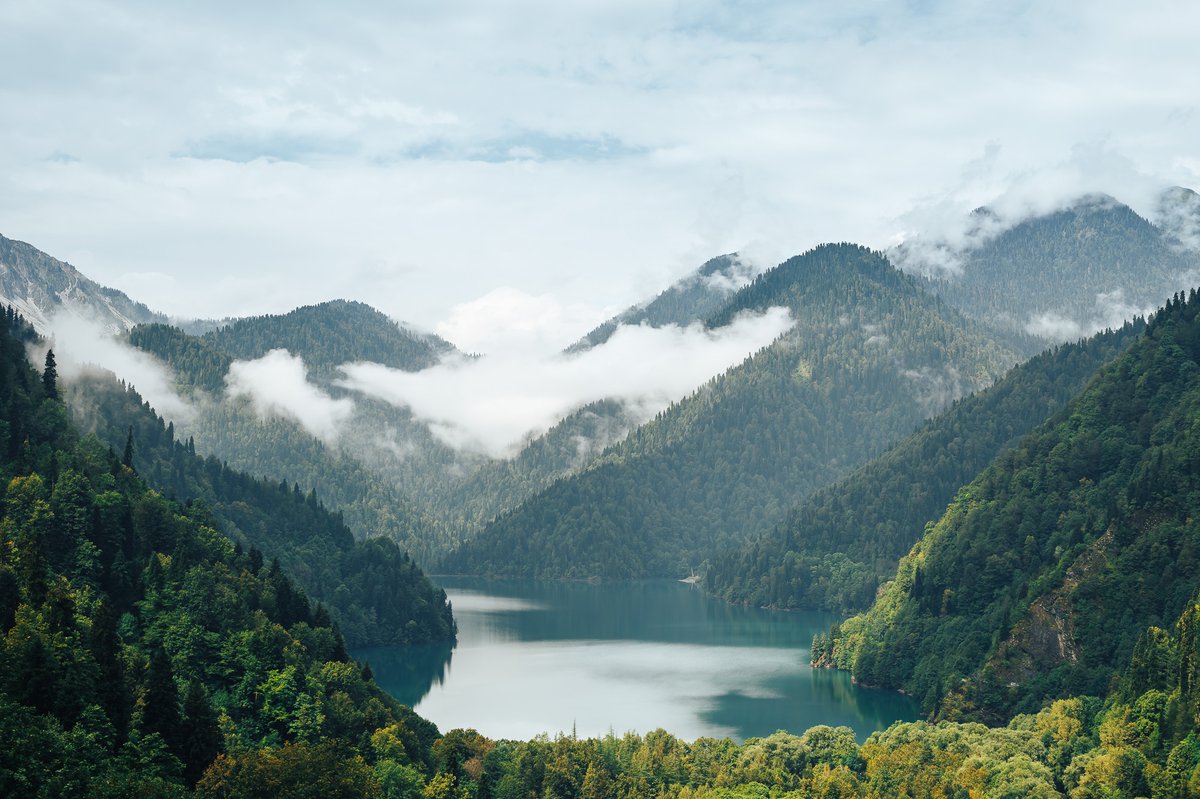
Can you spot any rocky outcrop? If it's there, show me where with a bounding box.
[0,234,165,335]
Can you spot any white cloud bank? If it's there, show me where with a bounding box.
[3,2,1198,331]
[337,307,793,457]
[225,349,353,444]
[43,312,195,424]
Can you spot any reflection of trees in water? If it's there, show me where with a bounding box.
[702,666,919,743]
[354,642,455,708]
[808,667,920,737]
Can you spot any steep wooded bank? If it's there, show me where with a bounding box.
[63,370,454,648]
[445,244,1018,579]
[708,319,1145,614]
[816,289,1200,723]
[0,307,445,795]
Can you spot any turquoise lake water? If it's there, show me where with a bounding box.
[356,577,919,742]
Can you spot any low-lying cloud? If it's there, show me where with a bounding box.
[336,307,793,458]
[225,349,354,444]
[1024,289,1160,342]
[43,312,195,424]
[891,145,1183,277]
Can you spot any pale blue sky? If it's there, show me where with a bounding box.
[2,0,1197,350]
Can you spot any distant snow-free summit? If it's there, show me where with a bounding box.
[0,234,166,336]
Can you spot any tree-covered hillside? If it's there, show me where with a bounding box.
[816,289,1200,722]
[566,254,753,352]
[129,312,476,564]
[63,371,454,648]
[908,194,1200,345]
[199,299,455,379]
[0,307,445,795]
[445,244,1018,579]
[707,319,1145,614]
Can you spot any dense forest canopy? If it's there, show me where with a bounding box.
[707,319,1145,614]
[816,289,1200,725]
[445,244,1017,579]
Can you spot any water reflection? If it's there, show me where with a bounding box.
[355,578,918,742]
[355,641,454,708]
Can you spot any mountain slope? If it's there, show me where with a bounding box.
[904,193,1200,345]
[816,288,1200,721]
[0,233,166,335]
[63,369,454,647]
[707,319,1145,614]
[198,299,456,380]
[0,306,445,793]
[445,243,1018,579]
[566,253,754,352]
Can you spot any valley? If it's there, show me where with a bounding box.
[5,187,1200,797]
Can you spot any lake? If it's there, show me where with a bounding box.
[355,577,919,743]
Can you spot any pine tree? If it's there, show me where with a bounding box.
[123,426,135,468]
[179,680,222,786]
[140,646,182,757]
[41,349,58,400]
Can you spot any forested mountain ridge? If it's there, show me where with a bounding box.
[815,288,1200,723]
[128,307,480,563]
[707,318,1146,614]
[0,233,167,335]
[62,369,454,648]
[0,306,447,795]
[566,253,754,352]
[133,299,457,383]
[904,192,1200,346]
[444,243,1019,579]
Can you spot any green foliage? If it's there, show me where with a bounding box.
[63,371,454,647]
[919,195,1200,345]
[206,300,453,377]
[708,319,1144,614]
[824,289,1200,721]
[0,306,447,794]
[447,244,1018,579]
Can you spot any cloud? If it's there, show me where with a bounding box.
[435,287,609,355]
[1023,289,1159,342]
[891,144,1182,276]
[336,307,793,457]
[225,349,354,443]
[42,312,195,424]
[1024,312,1083,341]
[2,2,1198,333]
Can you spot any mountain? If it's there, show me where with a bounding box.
[566,253,755,352]
[0,233,166,335]
[128,308,479,563]
[1155,185,1200,252]
[0,305,445,794]
[815,288,1200,722]
[444,243,1019,579]
[707,318,1145,614]
[62,368,454,648]
[198,299,457,379]
[901,192,1200,347]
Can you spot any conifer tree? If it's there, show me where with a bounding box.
[41,349,58,400]
[123,426,135,468]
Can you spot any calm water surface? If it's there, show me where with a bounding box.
[356,577,918,742]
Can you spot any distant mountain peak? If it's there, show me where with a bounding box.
[0,233,166,336]
[1154,184,1200,252]
[565,253,755,353]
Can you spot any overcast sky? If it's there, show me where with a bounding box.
[2,0,1199,353]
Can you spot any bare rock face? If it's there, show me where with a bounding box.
[940,530,1113,722]
[0,234,165,336]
